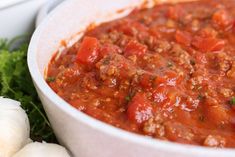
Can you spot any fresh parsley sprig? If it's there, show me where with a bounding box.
[0,38,56,142]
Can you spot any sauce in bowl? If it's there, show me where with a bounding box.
[47,0,235,148]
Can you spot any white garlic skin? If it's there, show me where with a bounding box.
[13,142,71,157]
[0,97,30,157]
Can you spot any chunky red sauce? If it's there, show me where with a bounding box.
[47,0,235,148]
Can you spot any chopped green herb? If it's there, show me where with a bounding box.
[0,38,56,142]
[125,96,131,101]
[46,77,55,82]
[102,56,111,65]
[197,86,202,90]
[230,97,235,105]
[197,94,204,100]
[167,62,173,67]
[150,75,157,81]
[190,60,196,65]
[199,115,205,122]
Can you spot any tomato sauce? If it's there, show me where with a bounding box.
[47,0,235,148]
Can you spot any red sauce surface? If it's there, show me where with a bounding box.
[47,0,235,148]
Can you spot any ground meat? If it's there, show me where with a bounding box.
[96,53,137,80]
[213,52,232,74]
[153,40,172,53]
[170,44,195,74]
[203,135,226,147]
[143,113,166,137]
[227,62,235,79]
[219,88,234,98]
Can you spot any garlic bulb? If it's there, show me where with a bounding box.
[0,97,30,157]
[13,142,71,157]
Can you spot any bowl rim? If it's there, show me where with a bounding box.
[36,0,64,26]
[28,0,235,156]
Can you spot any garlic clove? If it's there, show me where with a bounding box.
[0,97,30,157]
[13,142,71,157]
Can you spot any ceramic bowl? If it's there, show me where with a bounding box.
[28,0,235,157]
[36,0,64,26]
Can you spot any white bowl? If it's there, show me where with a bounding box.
[36,0,64,26]
[28,0,235,157]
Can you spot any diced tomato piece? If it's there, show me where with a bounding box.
[175,30,192,46]
[232,19,235,32]
[124,40,147,56]
[118,20,147,36]
[127,93,153,124]
[167,6,183,21]
[204,98,230,126]
[212,9,233,29]
[154,76,166,87]
[139,74,154,88]
[233,20,235,30]
[149,28,161,38]
[77,36,99,65]
[192,36,225,52]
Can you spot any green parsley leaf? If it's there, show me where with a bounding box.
[197,94,204,100]
[125,96,131,101]
[0,38,56,142]
[230,97,235,105]
[190,60,196,66]
[198,115,205,122]
[167,62,173,68]
[46,77,55,82]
